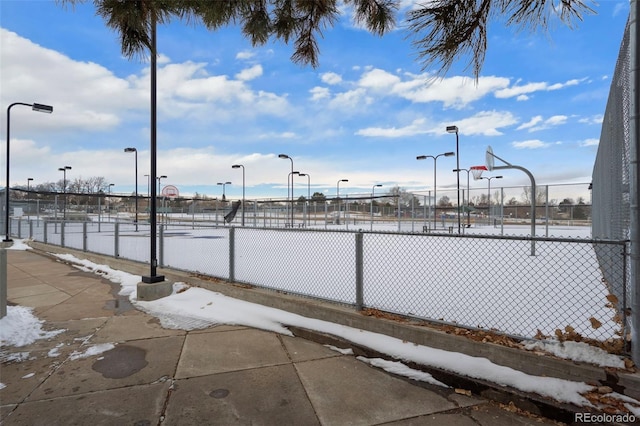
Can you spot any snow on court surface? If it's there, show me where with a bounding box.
[1,248,635,413]
[30,222,623,342]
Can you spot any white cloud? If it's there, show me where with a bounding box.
[236,50,256,60]
[545,115,568,126]
[358,68,402,90]
[580,138,599,147]
[517,115,568,132]
[356,118,428,138]
[1,28,290,138]
[329,88,372,110]
[517,116,543,130]
[310,86,330,101]
[393,74,510,109]
[157,53,171,64]
[321,72,343,85]
[512,140,553,149]
[0,28,145,132]
[495,78,584,99]
[578,114,604,125]
[446,110,518,136]
[235,64,263,81]
[356,110,517,138]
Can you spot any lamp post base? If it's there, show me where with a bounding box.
[137,278,171,301]
[2,238,13,243]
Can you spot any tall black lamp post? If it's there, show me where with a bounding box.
[278,154,294,226]
[217,181,231,201]
[417,152,454,230]
[453,168,471,227]
[371,184,382,231]
[4,102,53,242]
[232,164,245,226]
[336,179,348,225]
[124,147,139,231]
[27,178,33,221]
[298,173,310,227]
[481,175,503,225]
[446,125,461,234]
[58,166,72,221]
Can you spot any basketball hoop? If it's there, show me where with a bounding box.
[161,185,179,199]
[470,165,487,180]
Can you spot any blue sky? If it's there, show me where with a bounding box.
[0,0,629,202]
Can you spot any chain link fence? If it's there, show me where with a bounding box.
[10,216,627,351]
[591,14,637,357]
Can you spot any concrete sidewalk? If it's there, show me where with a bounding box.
[0,248,577,425]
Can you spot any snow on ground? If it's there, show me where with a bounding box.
[1,242,635,412]
[0,306,65,347]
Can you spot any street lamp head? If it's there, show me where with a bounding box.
[27,177,33,181]
[217,182,223,185]
[159,175,167,179]
[416,155,427,161]
[124,147,137,153]
[58,167,65,172]
[444,151,455,157]
[109,183,114,187]
[232,164,242,169]
[340,179,348,183]
[446,125,458,134]
[298,173,307,177]
[374,184,382,188]
[32,103,53,114]
[496,176,503,179]
[278,154,290,159]
[225,181,232,185]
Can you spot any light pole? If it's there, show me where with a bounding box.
[454,168,471,227]
[278,154,294,226]
[157,175,167,195]
[217,181,231,226]
[144,174,150,198]
[58,166,72,221]
[4,102,53,242]
[217,181,232,201]
[417,152,454,230]
[371,184,382,231]
[144,174,150,219]
[124,147,139,231]
[157,175,167,224]
[481,175,503,225]
[336,179,348,225]
[446,125,461,234]
[298,173,310,227]
[232,164,245,226]
[107,183,115,221]
[27,178,33,221]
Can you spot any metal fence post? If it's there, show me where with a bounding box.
[29,220,33,239]
[159,224,164,267]
[17,219,21,239]
[355,231,364,311]
[1,248,6,319]
[114,222,120,257]
[43,221,48,244]
[229,227,235,281]
[83,222,87,252]
[61,221,65,247]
